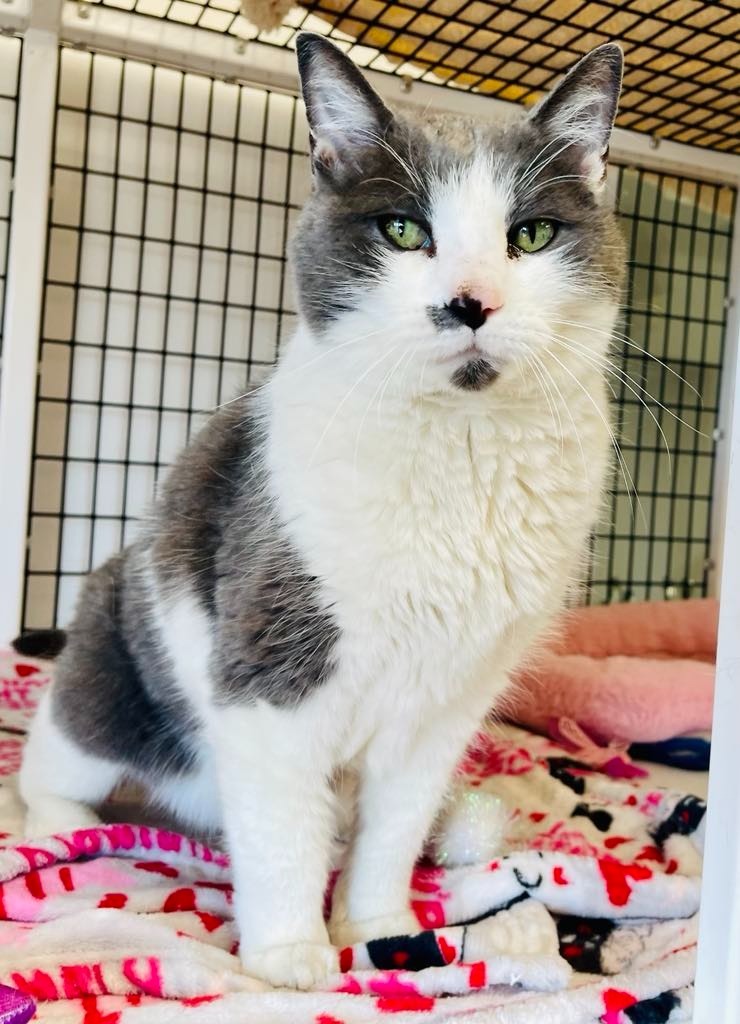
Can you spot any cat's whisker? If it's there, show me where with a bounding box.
[520,350,563,460]
[519,130,589,191]
[214,326,388,410]
[416,344,435,402]
[541,345,644,527]
[306,265,380,281]
[531,349,590,485]
[523,173,591,198]
[518,135,559,186]
[375,345,418,427]
[324,258,385,281]
[355,127,425,197]
[360,176,420,200]
[352,344,402,478]
[553,316,703,403]
[549,330,674,475]
[308,344,404,469]
[518,133,575,190]
[550,328,707,443]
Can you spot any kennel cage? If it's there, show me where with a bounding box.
[0,0,738,1018]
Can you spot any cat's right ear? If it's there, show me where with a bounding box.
[296,33,393,182]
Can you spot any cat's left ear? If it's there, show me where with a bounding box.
[529,44,623,189]
[296,33,393,182]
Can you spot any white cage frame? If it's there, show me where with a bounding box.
[0,1,739,1018]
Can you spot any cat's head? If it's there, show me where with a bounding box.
[291,34,626,399]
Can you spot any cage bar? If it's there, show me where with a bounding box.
[694,195,740,1024]
[0,30,58,641]
[0,35,22,378]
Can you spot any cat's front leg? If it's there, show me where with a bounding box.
[213,702,339,989]
[329,702,487,946]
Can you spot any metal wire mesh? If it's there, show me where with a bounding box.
[588,166,735,603]
[23,47,309,625]
[0,35,22,389]
[80,0,740,153]
[20,47,737,627]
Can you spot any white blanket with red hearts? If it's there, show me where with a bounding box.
[0,649,703,1023]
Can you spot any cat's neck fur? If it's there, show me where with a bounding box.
[265,318,613,634]
[269,317,612,437]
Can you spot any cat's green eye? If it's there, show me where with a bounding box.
[382,216,431,251]
[510,219,557,254]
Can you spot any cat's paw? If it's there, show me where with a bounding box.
[329,909,419,947]
[242,941,339,990]
[24,797,102,839]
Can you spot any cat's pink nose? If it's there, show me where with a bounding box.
[448,289,504,331]
[465,287,504,317]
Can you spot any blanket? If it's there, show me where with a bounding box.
[508,599,717,743]
[0,649,704,1023]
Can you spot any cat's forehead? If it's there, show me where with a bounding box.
[412,109,503,152]
[390,107,540,195]
[413,108,517,153]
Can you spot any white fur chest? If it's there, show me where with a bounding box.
[265,341,609,697]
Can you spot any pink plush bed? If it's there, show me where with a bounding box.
[508,598,717,745]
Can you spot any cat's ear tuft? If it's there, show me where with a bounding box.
[296,33,393,181]
[529,43,623,189]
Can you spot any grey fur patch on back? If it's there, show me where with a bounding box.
[149,399,257,616]
[52,547,198,778]
[53,394,341,773]
[213,529,339,707]
[149,395,340,708]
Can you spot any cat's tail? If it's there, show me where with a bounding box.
[11,629,67,659]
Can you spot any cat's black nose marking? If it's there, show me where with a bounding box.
[446,295,487,331]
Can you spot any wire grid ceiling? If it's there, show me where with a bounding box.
[0,36,22,382]
[80,0,740,154]
[19,47,737,627]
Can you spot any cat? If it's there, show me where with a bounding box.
[20,34,625,990]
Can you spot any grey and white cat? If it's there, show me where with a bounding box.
[20,35,625,989]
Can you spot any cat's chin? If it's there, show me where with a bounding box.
[450,358,500,392]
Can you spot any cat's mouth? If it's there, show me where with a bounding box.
[436,343,486,364]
